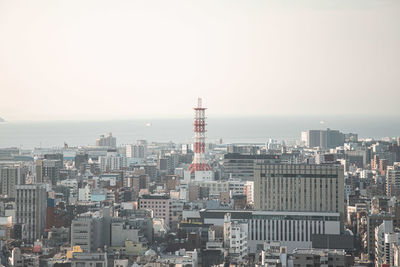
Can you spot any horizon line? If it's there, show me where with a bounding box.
[2,113,400,123]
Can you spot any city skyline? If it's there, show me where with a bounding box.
[2,1,400,266]
[1,0,400,120]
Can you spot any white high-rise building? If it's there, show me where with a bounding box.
[301,131,308,146]
[375,220,400,267]
[126,144,146,158]
[386,163,400,196]
[99,156,127,172]
[96,132,116,148]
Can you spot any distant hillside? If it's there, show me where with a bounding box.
[0,117,4,122]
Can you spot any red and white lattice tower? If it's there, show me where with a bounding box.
[188,98,211,174]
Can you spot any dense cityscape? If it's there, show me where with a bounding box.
[0,98,399,267]
[1,0,400,264]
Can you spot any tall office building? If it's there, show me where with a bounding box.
[96,132,116,148]
[366,213,394,260]
[16,184,47,243]
[35,160,43,183]
[75,153,89,170]
[386,163,400,196]
[254,163,344,221]
[98,155,127,172]
[35,159,62,185]
[375,220,398,267]
[1,164,20,198]
[126,144,146,158]
[302,129,345,149]
[223,153,280,180]
[71,212,107,253]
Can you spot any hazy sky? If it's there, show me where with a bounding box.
[0,0,399,120]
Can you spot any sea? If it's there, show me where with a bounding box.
[0,116,399,149]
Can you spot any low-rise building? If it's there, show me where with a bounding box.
[138,194,171,226]
[70,252,108,267]
[292,248,351,267]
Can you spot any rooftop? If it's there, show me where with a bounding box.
[140,194,170,200]
[224,153,280,160]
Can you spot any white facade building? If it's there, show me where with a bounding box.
[156,249,198,267]
[248,211,341,253]
[224,213,248,264]
[96,132,116,148]
[386,163,400,196]
[201,210,341,254]
[375,220,400,267]
[78,185,91,202]
[126,144,146,158]
[260,242,288,267]
[229,180,245,195]
[99,156,127,172]
[59,178,78,189]
[194,171,213,182]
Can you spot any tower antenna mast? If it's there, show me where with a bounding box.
[188,97,211,173]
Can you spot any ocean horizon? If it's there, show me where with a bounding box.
[0,115,399,149]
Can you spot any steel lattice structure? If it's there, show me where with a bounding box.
[188,98,211,173]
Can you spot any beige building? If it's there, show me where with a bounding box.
[254,163,344,222]
[109,240,147,256]
[138,194,171,226]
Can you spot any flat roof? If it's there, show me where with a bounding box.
[201,209,340,220]
[140,194,170,200]
[224,153,280,160]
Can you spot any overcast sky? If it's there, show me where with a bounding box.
[0,0,399,120]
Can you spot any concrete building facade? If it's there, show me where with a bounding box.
[138,194,171,226]
[223,153,280,181]
[386,163,400,196]
[96,132,116,148]
[71,212,107,253]
[292,248,349,267]
[16,184,47,243]
[303,129,345,149]
[248,211,341,253]
[1,165,20,198]
[254,163,344,223]
[201,210,341,254]
[126,144,145,158]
